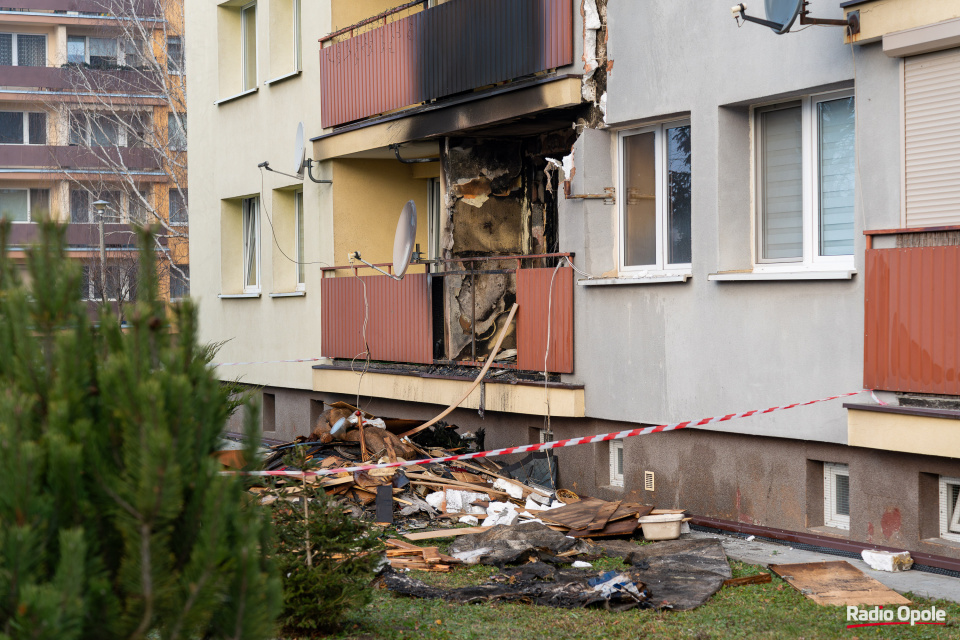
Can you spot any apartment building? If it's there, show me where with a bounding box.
[190,0,960,566]
[0,0,188,306]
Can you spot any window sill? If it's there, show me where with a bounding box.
[578,273,691,286]
[921,537,960,550]
[265,69,301,86]
[218,292,261,299]
[708,269,856,282]
[214,87,258,106]
[269,291,305,298]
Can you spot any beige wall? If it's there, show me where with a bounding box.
[848,409,960,459]
[847,0,960,42]
[331,159,430,270]
[331,0,402,31]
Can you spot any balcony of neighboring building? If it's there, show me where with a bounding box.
[0,143,159,170]
[0,0,162,24]
[318,0,577,130]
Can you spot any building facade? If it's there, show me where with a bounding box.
[0,0,188,306]
[189,0,960,566]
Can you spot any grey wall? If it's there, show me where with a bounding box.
[558,2,904,444]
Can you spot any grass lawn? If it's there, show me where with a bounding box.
[320,533,960,640]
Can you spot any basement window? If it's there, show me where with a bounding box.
[824,462,850,530]
[939,476,960,543]
[610,440,624,488]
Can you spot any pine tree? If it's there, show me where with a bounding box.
[0,222,282,640]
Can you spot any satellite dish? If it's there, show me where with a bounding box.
[764,0,801,34]
[392,200,418,279]
[294,121,306,177]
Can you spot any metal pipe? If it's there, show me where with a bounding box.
[390,144,440,164]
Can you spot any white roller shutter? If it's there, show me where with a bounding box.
[904,48,960,227]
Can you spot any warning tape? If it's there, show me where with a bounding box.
[222,390,866,478]
[212,358,324,367]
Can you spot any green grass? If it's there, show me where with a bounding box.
[315,533,960,640]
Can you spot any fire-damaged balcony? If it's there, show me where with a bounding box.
[318,0,574,128]
[846,227,960,460]
[315,253,583,417]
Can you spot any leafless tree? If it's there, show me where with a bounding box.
[44,0,188,296]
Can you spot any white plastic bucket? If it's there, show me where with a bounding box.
[639,513,684,540]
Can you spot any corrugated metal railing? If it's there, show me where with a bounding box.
[318,0,574,128]
[864,243,960,395]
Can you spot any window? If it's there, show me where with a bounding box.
[618,120,692,272]
[0,111,45,144]
[67,35,142,68]
[610,440,624,488]
[427,178,442,267]
[67,35,85,64]
[295,190,304,288]
[167,36,183,74]
[123,38,146,70]
[0,188,48,222]
[80,264,135,301]
[89,37,118,67]
[129,190,149,224]
[0,33,46,67]
[70,189,122,223]
[241,2,257,91]
[169,189,187,225]
[167,112,186,151]
[939,476,960,543]
[242,196,260,292]
[823,462,850,530]
[170,265,189,299]
[755,91,855,268]
[70,111,140,148]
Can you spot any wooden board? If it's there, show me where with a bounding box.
[609,503,651,522]
[723,573,772,587]
[567,517,640,538]
[385,538,422,551]
[539,498,608,529]
[588,500,623,531]
[770,561,911,606]
[402,526,491,541]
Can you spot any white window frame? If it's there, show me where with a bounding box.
[753,90,856,272]
[0,32,47,66]
[427,177,442,268]
[242,196,261,293]
[0,188,33,223]
[293,0,301,71]
[939,476,960,543]
[241,2,258,91]
[0,111,45,145]
[617,119,692,275]
[295,190,305,290]
[609,440,624,488]
[823,462,850,530]
[66,35,140,68]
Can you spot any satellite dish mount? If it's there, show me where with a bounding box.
[259,121,333,184]
[732,1,859,36]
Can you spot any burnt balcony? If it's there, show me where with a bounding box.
[0,144,160,171]
[319,254,574,374]
[863,228,960,396]
[318,0,574,129]
[0,65,162,94]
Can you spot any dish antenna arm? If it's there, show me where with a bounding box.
[303,158,333,184]
[732,3,785,30]
[349,251,408,281]
[390,143,440,164]
[799,1,858,32]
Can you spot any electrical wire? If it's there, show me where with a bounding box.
[350,271,372,411]
[258,167,332,270]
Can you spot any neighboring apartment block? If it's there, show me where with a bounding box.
[189,0,960,566]
[0,0,188,306]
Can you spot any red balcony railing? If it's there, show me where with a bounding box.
[318,0,574,128]
[0,145,159,170]
[320,254,574,373]
[864,228,960,395]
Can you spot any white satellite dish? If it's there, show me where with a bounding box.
[393,200,418,279]
[294,121,306,178]
[732,0,855,35]
[764,0,801,34]
[351,200,418,281]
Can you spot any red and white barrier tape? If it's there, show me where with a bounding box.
[223,390,866,478]
[212,358,324,367]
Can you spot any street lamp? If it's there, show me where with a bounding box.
[93,199,108,305]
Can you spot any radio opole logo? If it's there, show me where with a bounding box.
[846,605,947,629]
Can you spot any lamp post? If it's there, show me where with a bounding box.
[93,199,108,305]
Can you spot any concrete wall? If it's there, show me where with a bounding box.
[557,2,903,444]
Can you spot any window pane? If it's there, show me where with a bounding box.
[67,36,85,64]
[167,36,182,74]
[761,107,803,260]
[169,188,187,225]
[242,4,257,91]
[819,97,856,256]
[835,473,850,516]
[167,113,186,151]
[296,191,305,284]
[171,265,189,299]
[17,35,45,67]
[0,112,23,144]
[0,189,29,222]
[70,190,89,223]
[667,124,692,265]
[616,445,624,476]
[0,34,12,66]
[92,115,119,146]
[30,189,49,219]
[622,131,657,267]
[129,190,148,224]
[124,39,145,69]
[243,198,258,288]
[89,37,117,67]
[28,112,45,144]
